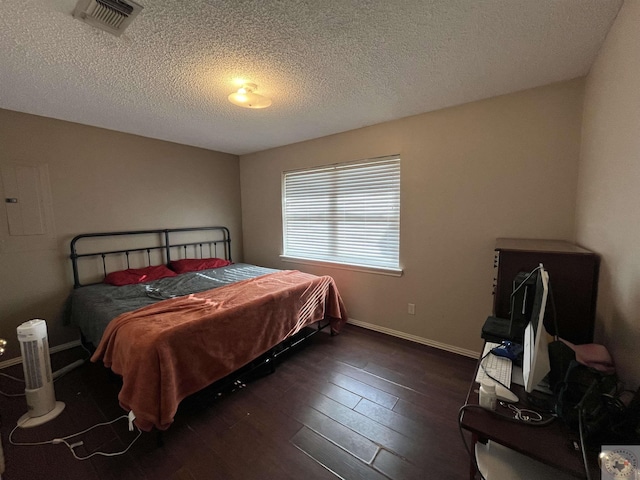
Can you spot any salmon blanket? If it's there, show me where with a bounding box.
[91,270,347,431]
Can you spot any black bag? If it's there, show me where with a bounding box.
[555,360,618,438]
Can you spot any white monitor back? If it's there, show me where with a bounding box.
[523,267,551,393]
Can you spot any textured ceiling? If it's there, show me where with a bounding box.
[0,0,623,155]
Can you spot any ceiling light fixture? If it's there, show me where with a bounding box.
[228,83,272,109]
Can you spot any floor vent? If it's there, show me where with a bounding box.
[73,0,143,37]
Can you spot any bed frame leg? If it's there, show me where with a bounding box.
[264,356,276,374]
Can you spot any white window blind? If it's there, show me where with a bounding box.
[282,156,400,271]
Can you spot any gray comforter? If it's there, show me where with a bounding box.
[67,263,278,346]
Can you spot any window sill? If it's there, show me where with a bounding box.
[279,256,403,277]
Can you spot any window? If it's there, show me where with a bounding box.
[282,156,400,273]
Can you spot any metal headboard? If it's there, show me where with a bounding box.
[70,226,231,288]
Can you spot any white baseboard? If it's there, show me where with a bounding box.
[0,339,82,370]
[346,318,479,358]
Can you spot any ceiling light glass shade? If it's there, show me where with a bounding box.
[228,83,272,109]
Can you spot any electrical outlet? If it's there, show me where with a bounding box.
[408,303,415,315]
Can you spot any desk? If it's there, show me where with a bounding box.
[460,364,600,478]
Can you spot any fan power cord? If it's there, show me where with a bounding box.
[9,412,141,460]
[0,372,25,398]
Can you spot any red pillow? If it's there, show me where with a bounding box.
[169,258,232,274]
[104,265,177,286]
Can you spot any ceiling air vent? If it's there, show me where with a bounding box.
[73,0,143,37]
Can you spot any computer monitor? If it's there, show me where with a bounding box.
[523,265,551,393]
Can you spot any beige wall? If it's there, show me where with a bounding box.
[0,75,594,364]
[576,0,640,388]
[0,109,242,360]
[240,79,584,355]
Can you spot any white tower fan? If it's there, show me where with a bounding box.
[17,319,65,428]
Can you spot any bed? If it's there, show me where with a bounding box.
[67,226,347,431]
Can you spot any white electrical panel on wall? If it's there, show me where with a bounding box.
[0,163,55,254]
[1,164,46,236]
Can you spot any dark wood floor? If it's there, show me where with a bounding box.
[0,324,477,479]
